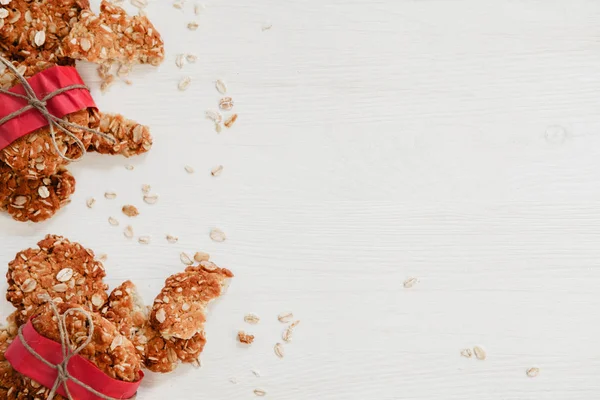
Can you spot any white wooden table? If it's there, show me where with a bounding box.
[2,0,600,398]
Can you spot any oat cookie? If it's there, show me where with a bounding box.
[150,261,233,341]
[6,235,109,326]
[0,161,76,222]
[32,301,142,382]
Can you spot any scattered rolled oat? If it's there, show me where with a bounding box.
[180,252,193,266]
[215,123,223,133]
[278,312,293,323]
[211,165,223,177]
[210,228,226,242]
[143,194,159,205]
[178,76,192,91]
[138,236,151,245]
[238,331,254,344]
[460,348,472,358]
[142,184,151,194]
[105,191,117,200]
[185,165,195,173]
[282,327,293,342]
[205,109,223,124]
[262,23,272,31]
[244,313,260,324]
[125,164,134,171]
[229,377,239,384]
[187,21,199,30]
[97,253,108,263]
[215,79,227,94]
[194,252,210,262]
[526,367,540,377]
[86,198,96,209]
[175,54,185,68]
[166,234,179,243]
[219,97,234,111]
[274,343,284,359]
[173,0,184,9]
[403,277,418,288]
[108,217,120,226]
[251,369,261,377]
[122,205,140,217]
[224,114,238,128]
[473,346,486,360]
[254,389,266,397]
[124,225,134,239]
[186,54,197,63]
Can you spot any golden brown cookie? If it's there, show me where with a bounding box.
[32,301,142,383]
[0,161,76,223]
[65,0,165,66]
[150,261,233,341]
[6,235,109,326]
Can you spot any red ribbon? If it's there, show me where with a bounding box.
[0,65,97,151]
[5,320,143,400]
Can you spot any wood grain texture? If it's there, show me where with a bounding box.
[1,0,600,398]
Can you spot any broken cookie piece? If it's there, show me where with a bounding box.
[150,261,233,340]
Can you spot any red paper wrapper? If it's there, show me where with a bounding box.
[0,65,97,151]
[5,320,143,400]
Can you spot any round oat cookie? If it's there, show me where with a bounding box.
[150,261,233,341]
[31,301,142,383]
[6,235,109,326]
[0,162,76,223]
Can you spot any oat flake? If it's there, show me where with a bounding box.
[108,217,119,226]
[138,236,151,245]
[166,234,179,243]
[178,76,191,91]
[403,277,418,288]
[278,312,293,323]
[254,389,266,397]
[187,21,199,30]
[526,367,539,377]
[244,313,260,324]
[180,252,193,265]
[460,348,472,358]
[86,198,96,208]
[104,191,117,200]
[473,346,486,360]
[215,79,227,94]
[33,30,45,47]
[194,252,210,262]
[56,268,74,282]
[211,165,223,176]
[124,225,134,239]
[210,228,226,242]
[185,165,194,173]
[274,343,284,359]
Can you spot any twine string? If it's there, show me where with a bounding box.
[16,296,125,400]
[0,55,115,162]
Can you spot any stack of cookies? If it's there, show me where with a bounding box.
[0,0,164,222]
[0,235,233,398]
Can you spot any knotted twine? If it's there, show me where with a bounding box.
[16,295,126,400]
[0,55,115,162]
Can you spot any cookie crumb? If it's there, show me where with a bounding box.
[224,113,238,128]
[122,205,139,217]
[238,331,254,344]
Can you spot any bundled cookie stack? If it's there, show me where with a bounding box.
[0,235,233,398]
[0,0,164,222]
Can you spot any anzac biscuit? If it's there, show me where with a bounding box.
[6,235,108,326]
